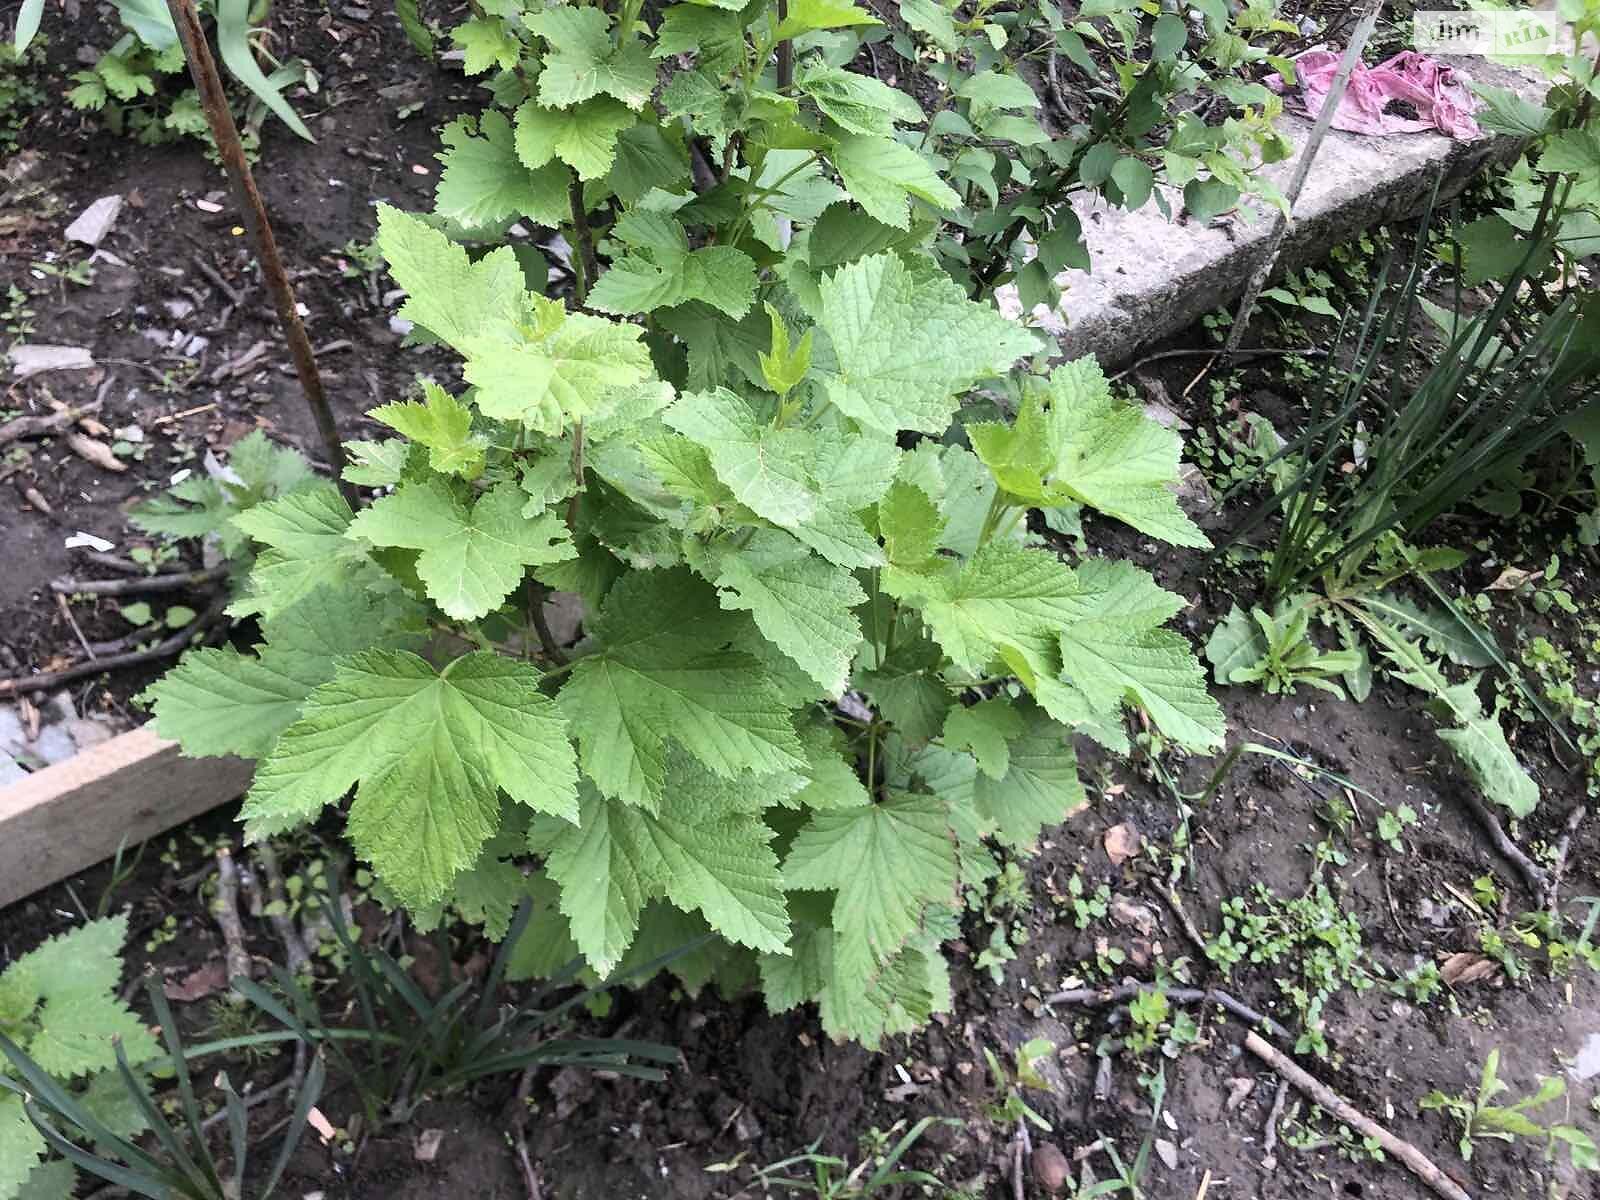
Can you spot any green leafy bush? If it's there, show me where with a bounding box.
[145,0,1225,1046]
[0,916,158,1200]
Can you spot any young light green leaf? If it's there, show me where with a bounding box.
[435,111,571,229]
[784,794,958,998]
[376,204,529,350]
[557,570,808,812]
[513,96,635,181]
[451,15,520,74]
[876,479,945,570]
[243,650,577,905]
[758,302,813,397]
[817,253,1040,434]
[832,133,961,229]
[663,387,819,526]
[972,704,1087,847]
[370,381,485,478]
[942,697,1023,778]
[969,359,1208,546]
[347,480,573,621]
[712,531,866,697]
[590,212,758,318]
[460,294,656,433]
[525,7,655,109]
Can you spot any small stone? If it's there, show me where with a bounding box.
[1225,1076,1255,1112]
[9,344,94,379]
[733,1108,763,1143]
[1154,1138,1179,1170]
[1109,896,1158,937]
[31,724,76,765]
[65,195,124,246]
[1032,1143,1070,1193]
[0,751,24,787]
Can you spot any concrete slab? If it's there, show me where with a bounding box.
[998,57,1541,367]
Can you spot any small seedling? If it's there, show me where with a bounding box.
[1421,1049,1598,1169]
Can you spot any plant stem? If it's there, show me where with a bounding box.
[527,582,568,665]
[865,721,878,801]
[975,489,1010,550]
[567,419,586,529]
[164,0,354,508]
[775,0,793,91]
[568,176,598,307]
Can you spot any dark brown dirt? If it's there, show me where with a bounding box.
[3,3,1598,1198]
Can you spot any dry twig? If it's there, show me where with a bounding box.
[1047,983,1292,1042]
[1260,1078,1289,1168]
[55,593,95,661]
[1457,786,1549,898]
[1547,805,1587,916]
[253,843,312,977]
[212,848,254,988]
[1243,1031,1471,1200]
[0,400,104,448]
[0,597,225,698]
[50,565,227,596]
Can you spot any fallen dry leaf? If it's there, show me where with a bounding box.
[1225,1076,1256,1112]
[414,1128,444,1163]
[1487,566,1536,591]
[1440,952,1501,987]
[307,1106,336,1142]
[1104,822,1141,866]
[64,433,126,473]
[163,961,228,1003]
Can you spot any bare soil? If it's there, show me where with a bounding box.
[2,3,1597,1198]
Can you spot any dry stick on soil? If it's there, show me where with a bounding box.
[1457,787,1549,898]
[1546,804,1588,915]
[1107,345,1328,383]
[1243,1031,1472,1200]
[239,853,311,1090]
[1260,1078,1289,1167]
[75,549,189,577]
[1047,984,1294,1042]
[1156,883,1210,951]
[1221,0,1385,357]
[163,0,354,507]
[0,596,225,698]
[55,593,96,661]
[50,565,227,596]
[0,400,104,448]
[212,848,254,988]
[253,843,313,977]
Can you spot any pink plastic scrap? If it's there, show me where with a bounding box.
[1265,49,1482,139]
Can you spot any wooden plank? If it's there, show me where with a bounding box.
[0,727,253,910]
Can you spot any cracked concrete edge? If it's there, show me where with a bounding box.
[997,56,1542,368]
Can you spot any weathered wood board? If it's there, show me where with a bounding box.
[0,727,252,910]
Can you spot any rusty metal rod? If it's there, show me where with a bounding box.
[164,0,357,509]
